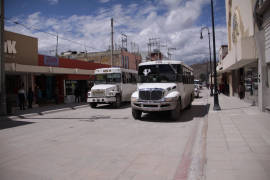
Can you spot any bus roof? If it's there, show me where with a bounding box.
[139,60,193,71]
[94,67,137,74]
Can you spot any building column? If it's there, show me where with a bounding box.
[255,30,266,111]
[229,72,233,96]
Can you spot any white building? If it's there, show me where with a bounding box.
[217,0,270,112]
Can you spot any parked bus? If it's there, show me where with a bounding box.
[131,60,194,120]
[87,67,137,108]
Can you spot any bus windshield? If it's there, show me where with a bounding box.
[95,73,121,84]
[138,64,177,83]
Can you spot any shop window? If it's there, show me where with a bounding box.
[65,80,77,95]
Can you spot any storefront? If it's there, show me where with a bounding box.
[63,75,90,103]
[4,31,38,111]
[4,31,110,112]
[38,55,110,104]
[244,62,259,105]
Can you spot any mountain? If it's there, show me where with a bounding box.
[190,61,210,82]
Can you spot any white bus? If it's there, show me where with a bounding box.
[87,67,137,108]
[131,60,194,120]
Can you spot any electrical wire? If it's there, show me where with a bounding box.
[5,17,104,52]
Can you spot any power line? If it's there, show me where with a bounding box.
[5,17,104,52]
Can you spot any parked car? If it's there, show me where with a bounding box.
[194,79,202,89]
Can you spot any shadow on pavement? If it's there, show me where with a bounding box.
[140,104,210,123]
[10,103,88,117]
[0,117,35,130]
[221,105,253,111]
[15,115,129,121]
[95,102,131,109]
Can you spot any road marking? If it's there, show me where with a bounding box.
[174,100,208,180]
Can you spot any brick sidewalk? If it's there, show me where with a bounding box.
[206,93,270,180]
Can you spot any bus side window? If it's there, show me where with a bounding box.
[186,71,191,84]
[177,65,183,82]
[182,67,186,84]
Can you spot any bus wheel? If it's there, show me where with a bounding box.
[113,95,121,108]
[90,102,97,108]
[132,109,142,120]
[171,100,181,120]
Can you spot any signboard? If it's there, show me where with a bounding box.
[4,31,38,65]
[44,56,59,67]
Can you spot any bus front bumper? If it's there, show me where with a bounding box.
[87,97,116,103]
[131,101,177,112]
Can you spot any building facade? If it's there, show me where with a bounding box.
[4,31,109,112]
[217,0,270,111]
[254,0,270,111]
[61,49,142,71]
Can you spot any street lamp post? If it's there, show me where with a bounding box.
[210,0,221,110]
[200,27,213,96]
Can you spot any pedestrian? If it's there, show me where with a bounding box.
[75,87,80,103]
[238,83,245,99]
[27,87,34,108]
[18,85,26,110]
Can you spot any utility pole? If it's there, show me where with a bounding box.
[111,18,114,67]
[55,33,58,57]
[0,0,6,115]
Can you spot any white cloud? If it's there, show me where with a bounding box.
[99,0,110,3]
[5,0,227,63]
[48,0,59,5]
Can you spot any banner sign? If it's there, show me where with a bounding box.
[44,56,59,66]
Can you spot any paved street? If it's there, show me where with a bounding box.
[1,89,270,180]
[0,90,209,180]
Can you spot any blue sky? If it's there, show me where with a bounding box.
[5,0,227,64]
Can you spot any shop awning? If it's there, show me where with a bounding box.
[5,63,94,75]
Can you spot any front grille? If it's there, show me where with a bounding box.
[151,90,163,100]
[139,91,151,100]
[139,89,163,100]
[91,90,105,97]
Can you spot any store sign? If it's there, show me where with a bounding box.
[4,40,17,54]
[44,56,59,66]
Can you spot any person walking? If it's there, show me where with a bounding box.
[18,85,26,110]
[75,87,80,103]
[27,87,34,108]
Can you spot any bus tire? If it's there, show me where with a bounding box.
[171,99,181,120]
[90,102,97,108]
[132,109,142,120]
[113,95,121,108]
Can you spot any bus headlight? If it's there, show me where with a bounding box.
[164,96,178,102]
[88,92,91,97]
[131,97,138,102]
[108,91,116,96]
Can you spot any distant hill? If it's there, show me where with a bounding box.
[190,61,210,82]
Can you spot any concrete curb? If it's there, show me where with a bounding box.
[7,104,89,119]
[174,97,208,180]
